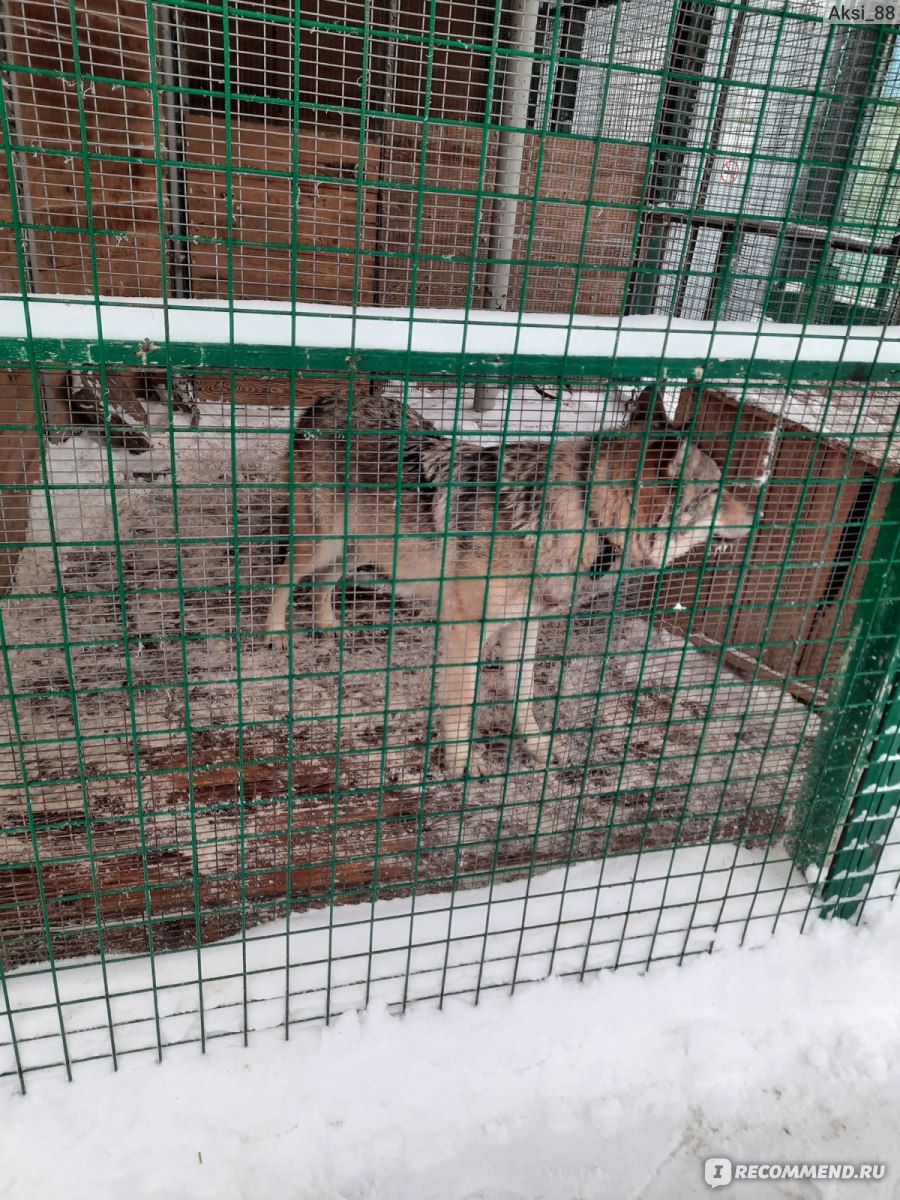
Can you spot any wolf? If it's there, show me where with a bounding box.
[265,386,753,777]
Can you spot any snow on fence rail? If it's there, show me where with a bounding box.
[0,297,898,375]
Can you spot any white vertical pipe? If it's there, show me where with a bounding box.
[158,4,191,299]
[474,0,542,412]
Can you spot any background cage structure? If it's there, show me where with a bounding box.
[0,0,899,1085]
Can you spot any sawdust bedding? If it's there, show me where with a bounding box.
[0,397,817,959]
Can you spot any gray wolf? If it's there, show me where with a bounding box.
[265,386,753,777]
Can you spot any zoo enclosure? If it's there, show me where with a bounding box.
[0,0,898,1085]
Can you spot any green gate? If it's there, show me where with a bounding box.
[0,0,898,1086]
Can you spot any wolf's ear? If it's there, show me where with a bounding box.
[628,385,670,432]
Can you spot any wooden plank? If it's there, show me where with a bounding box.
[178,0,493,126]
[0,150,24,293]
[182,115,377,305]
[740,385,900,472]
[0,732,794,968]
[4,0,164,296]
[378,124,647,313]
[507,136,648,315]
[646,386,896,701]
[192,372,360,408]
[0,370,40,595]
[389,0,492,122]
[795,472,894,687]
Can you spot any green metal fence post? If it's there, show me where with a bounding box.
[822,663,900,921]
[794,470,900,917]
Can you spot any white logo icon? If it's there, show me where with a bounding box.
[705,1157,733,1188]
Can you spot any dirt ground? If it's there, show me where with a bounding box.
[0,400,818,965]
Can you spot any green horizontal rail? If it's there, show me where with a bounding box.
[2,337,898,384]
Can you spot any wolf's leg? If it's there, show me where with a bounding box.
[266,549,303,646]
[266,543,343,646]
[500,619,558,767]
[437,586,487,777]
[309,562,344,633]
[266,495,343,645]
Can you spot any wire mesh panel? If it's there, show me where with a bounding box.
[2,0,894,314]
[0,0,897,1086]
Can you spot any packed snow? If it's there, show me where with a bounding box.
[2,838,900,1199]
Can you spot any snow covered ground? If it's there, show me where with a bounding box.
[2,839,900,1200]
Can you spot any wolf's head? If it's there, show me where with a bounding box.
[597,385,754,571]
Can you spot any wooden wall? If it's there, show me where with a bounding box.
[175,0,644,312]
[178,0,493,126]
[175,119,646,314]
[3,0,164,295]
[377,125,647,312]
[0,372,41,596]
[0,152,23,292]
[643,387,895,703]
[183,116,378,305]
[0,0,646,313]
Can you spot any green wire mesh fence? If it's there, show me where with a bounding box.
[0,0,898,1086]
